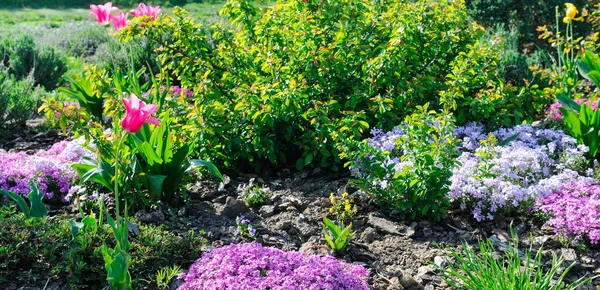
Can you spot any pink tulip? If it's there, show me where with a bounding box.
[89,2,119,25]
[130,3,161,21]
[121,93,160,133]
[111,12,129,31]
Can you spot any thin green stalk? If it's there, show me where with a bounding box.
[114,132,126,220]
[556,6,562,75]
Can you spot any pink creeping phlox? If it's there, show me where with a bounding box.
[539,181,600,244]
[111,12,129,31]
[130,3,161,21]
[545,98,599,121]
[178,243,369,290]
[89,2,118,25]
[121,93,160,133]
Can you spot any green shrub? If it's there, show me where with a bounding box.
[440,32,547,128]
[343,105,457,221]
[0,70,41,130]
[0,33,67,90]
[46,21,110,57]
[120,0,484,171]
[0,205,206,289]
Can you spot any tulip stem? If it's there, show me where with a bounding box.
[114,133,126,220]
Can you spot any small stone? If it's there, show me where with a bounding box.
[582,255,594,265]
[401,225,416,237]
[416,264,436,283]
[387,277,403,290]
[259,205,276,217]
[422,227,433,237]
[399,270,420,289]
[541,223,555,234]
[417,265,436,276]
[220,197,249,218]
[533,236,549,246]
[299,240,330,256]
[433,256,446,268]
[561,248,577,263]
[361,227,377,243]
[128,222,141,236]
[424,284,434,290]
[368,214,402,235]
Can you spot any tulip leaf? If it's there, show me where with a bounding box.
[28,179,47,218]
[0,189,30,219]
[189,159,224,181]
[146,174,167,199]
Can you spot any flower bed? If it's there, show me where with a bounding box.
[178,243,369,290]
[0,139,88,201]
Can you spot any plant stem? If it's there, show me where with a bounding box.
[114,132,126,220]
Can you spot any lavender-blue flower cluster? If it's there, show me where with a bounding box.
[450,123,591,221]
[178,243,369,290]
[0,139,88,201]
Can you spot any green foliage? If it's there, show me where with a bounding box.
[323,217,352,255]
[155,265,182,289]
[578,50,600,87]
[0,205,206,288]
[120,0,486,171]
[0,33,67,90]
[238,179,270,207]
[102,214,132,290]
[440,33,546,128]
[434,229,595,289]
[0,70,41,130]
[43,64,222,210]
[560,102,600,159]
[344,105,456,221]
[0,179,48,219]
[128,119,223,203]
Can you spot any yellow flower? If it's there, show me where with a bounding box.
[342,191,349,198]
[345,203,352,212]
[563,3,586,23]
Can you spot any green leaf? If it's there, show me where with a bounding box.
[556,93,580,112]
[498,133,519,146]
[28,179,47,218]
[0,189,30,218]
[295,158,304,170]
[323,217,342,237]
[189,159,223,181]
[69,220,84,240]
[147,174,167,199]
[305,153,313,166]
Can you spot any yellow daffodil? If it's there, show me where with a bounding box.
[563,3,586,23]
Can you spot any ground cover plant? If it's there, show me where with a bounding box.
[3,0,600,289]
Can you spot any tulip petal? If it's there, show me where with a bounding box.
[146,117,160,126]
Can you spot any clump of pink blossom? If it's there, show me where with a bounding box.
[178,243,369,290]
[539,180,600,244]
[0,140,88,202]
[545,98,599,121]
